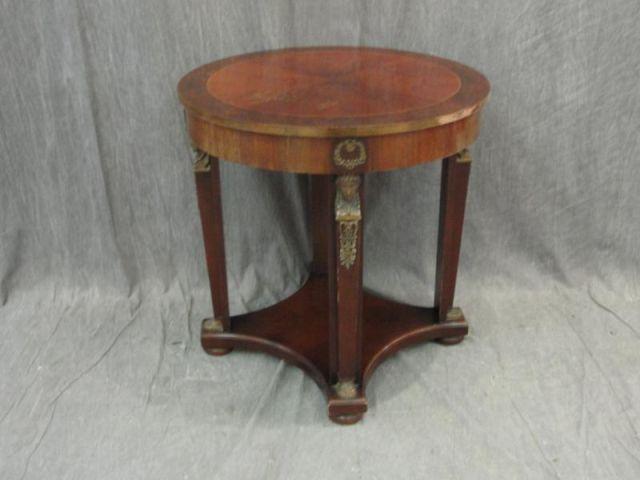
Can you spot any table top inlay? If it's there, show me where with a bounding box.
[178,47,490,138]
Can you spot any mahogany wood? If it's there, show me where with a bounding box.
[329,175,366,422]
[434,154,471,329]
[201,276,468,422]
[179,47,489,138]
[309,175,330,275]
[326,176,338,385]
[185,100,481,174]
[182,47,489,424]
[180,47,489,174]
[194,158,230,331]
[334,175,364,383]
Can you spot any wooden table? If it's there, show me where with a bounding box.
[178,47,490,424]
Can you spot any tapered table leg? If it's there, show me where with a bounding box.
[434,150,472,344]
[309,175,331,276]
[193,151,232,355]
[328,174,367,424]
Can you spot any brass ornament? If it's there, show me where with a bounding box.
[446,307,464,322]
[339,222,358,269]
[202,318,224,333]
[193,149,211,173]
[335,175,362,269]
[456,149,472,164]
[333,138,367,169]
[334,380,358,400]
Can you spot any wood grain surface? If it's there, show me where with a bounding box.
[179,46,489,138]
[179,47,489,174]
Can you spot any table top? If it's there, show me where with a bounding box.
[178,47,490,138]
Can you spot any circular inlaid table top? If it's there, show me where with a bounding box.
[178,47,490,138]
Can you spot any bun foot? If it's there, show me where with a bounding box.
[205,347,234,356]
[436,335,465,346]
[330,413,364,425]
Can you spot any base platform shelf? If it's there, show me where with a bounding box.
[201,274,468,424]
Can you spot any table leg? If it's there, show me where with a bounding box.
[328,174,367,424]
[434,149,471,344]
[193,151,232,355]
[309,175,331,275]
[193,158,470,423]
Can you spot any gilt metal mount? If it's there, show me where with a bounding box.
[456,149,472,164]
[333,138,367,169]
[193,149,211,173]
[446,307,464,322]
[202,317,224,333]
[335,175,362,269]
[334,380,358,400]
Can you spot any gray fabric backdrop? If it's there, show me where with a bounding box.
[2,1,640,478]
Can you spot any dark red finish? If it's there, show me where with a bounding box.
[185,48,486,424]
[201,276,468,420]
[179,47,489,138]
[194,160,472,424]
[333,175,364,383]
[309,175,330,275]
[326,176,338,384]
[194,159,230,330]
[179,47,490,174]
[434,155,471,324]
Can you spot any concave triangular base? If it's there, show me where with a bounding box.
[202,274,467,424]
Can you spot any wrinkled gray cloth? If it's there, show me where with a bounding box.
[1,1,640,479]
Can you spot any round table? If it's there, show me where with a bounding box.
[178,47,490,424]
